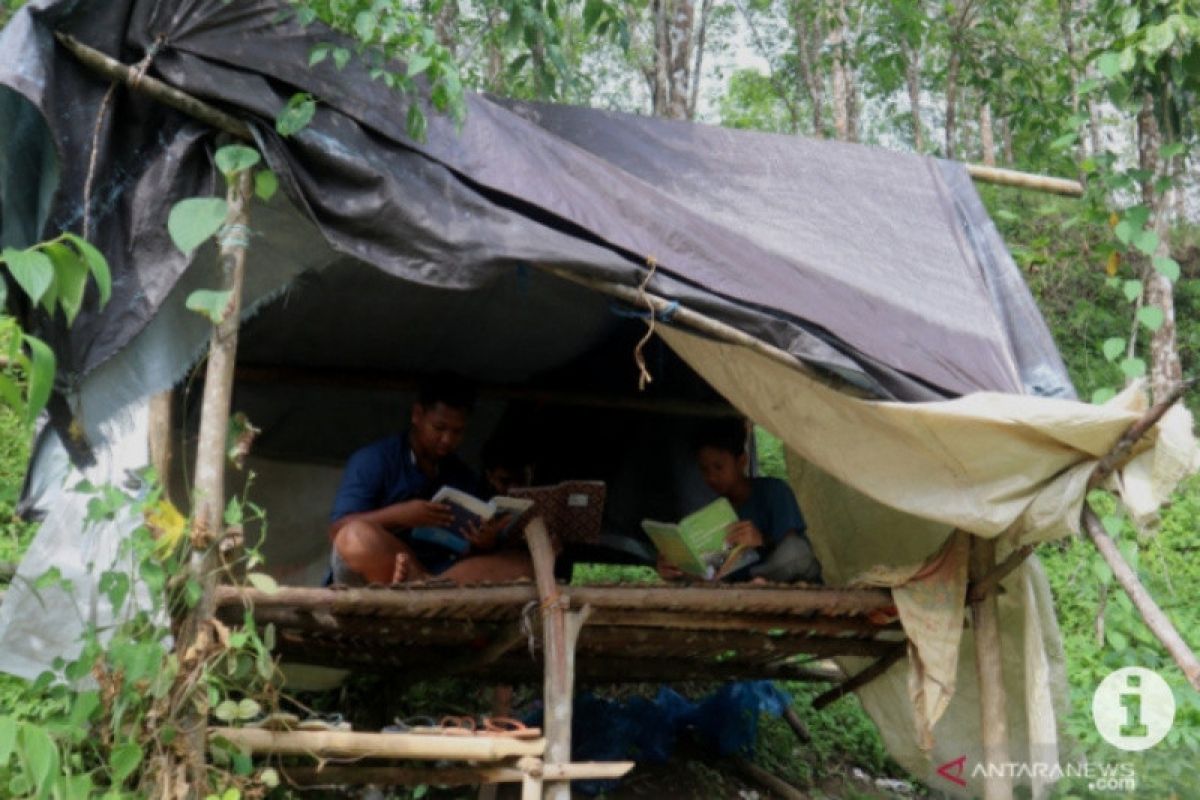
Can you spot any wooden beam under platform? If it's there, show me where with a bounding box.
[279,761,634,788]
[210,727,544,761]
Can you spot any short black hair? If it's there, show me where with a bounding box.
[692,418,747,456]
[416,373,476,412]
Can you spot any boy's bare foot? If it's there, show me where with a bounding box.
[391,552,429,583]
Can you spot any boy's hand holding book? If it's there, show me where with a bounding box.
[397,500,456,529]
[463,514,511,552]
[725,520,764,549]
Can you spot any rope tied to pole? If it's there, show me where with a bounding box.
[82,35,167,241]
[217,223,253,250]
[633,256,660,391]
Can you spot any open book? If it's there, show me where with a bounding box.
[409,486,535,555]
[507,480,607,543]
[641,497,759,580]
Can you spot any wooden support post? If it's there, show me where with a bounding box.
[1083,506,1200,689]
[148,389,174,501]
[174,167,255,796]
[525,517,594,800]
[969,536,1013,800]
[968,544,1034,604]
[518,757,544,800]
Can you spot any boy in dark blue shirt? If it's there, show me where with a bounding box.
[328,376,533,585]
[658,419,821,584]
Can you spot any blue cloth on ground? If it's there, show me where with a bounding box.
[525,681,792,795]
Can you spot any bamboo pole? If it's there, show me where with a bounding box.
[171,166,254,796]
[969,536,1013,800]
[525,517,576,800]
[967,544,1034,604]
[588,609,900,634]
[1082,507,1200,690]
[518,757,543,800]
[280,761,634,787]
[55,34,253,141]
[148,389,174,501]
[210,728,544,761]
[811,645,907,710]
[215,583,894,617]
[964,163,1083,197]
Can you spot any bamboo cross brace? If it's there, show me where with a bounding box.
[1082,506,1200,690]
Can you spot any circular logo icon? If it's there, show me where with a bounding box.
[1092,667,1175,751]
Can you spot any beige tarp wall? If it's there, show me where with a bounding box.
[659,326,1198,799]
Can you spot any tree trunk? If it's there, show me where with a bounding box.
[1137,95,1183,401]
[999,116,1014,164]
[484,7,504,90]
[651,0,669,115]
[944,47,960,159]
[905,43,923,151]
[793,3,826,137]
[434,0,459,57]
[828,2,850,141]
[687,0,714,119]
[979,102,995,166]
[1058,0,1085,160]
[666,0,696,119]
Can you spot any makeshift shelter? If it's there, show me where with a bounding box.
[1,1,1197,798]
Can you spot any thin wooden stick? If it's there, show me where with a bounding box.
[589,609,899,634]
[1083,506,1200,690]
[730,756,808,800]
[148,390,174,502]
[967,544,1034,604]
[1088,381,1190,490]
[969,536,1013,800]
[55,34,253,141]
[174,165,255,793]
[280,761,634,787]
[964,163,1083,197]
[810,646,906,710]
[210,727,544,761]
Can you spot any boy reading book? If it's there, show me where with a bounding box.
[656,419,822,584]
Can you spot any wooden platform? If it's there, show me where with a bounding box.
[215,581,903,683]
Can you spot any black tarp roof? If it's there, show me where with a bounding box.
[0,0,1073,409]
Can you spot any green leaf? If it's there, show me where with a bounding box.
[168,197,228,256]
[1137,306,1164,332]
[308,44,329,67]
[1123,205,1150,227]
[1161,141,1187,159]
[1152,256,1180,282]
[61,234,112,306]
[1119,357,1147,379]
[237,699,261,720]
[333,47,350,70]
[355,11,376,40]
[1132,229,1159,256]
[1102,337,1125,362]
[1101,515,1123,536]
[407,54,432,77]
[0,716,16,765]
[3,247,54,304]
[109,742,142,785]
[214,145,261,178]
[42,242,88,325]
[1113,219,1136,245]
[22,334,55,425]
[1096,52,1122,79]
[1140,22,1175,57]
[19,724,59,796]
[1106,628,1129,651]
[247,572,279,595]
[1092,558,1113,584]
[213,700,239,722]
[186,289,233,325]
[406,104,427,142]
[1122,279,1142,302]
[254,170,278,202]
[0,375,20,413]
[276,93,316,137]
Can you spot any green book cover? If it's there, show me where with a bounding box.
[642,497,742,578]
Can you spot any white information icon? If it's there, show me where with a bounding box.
[1092,667,1175,751]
